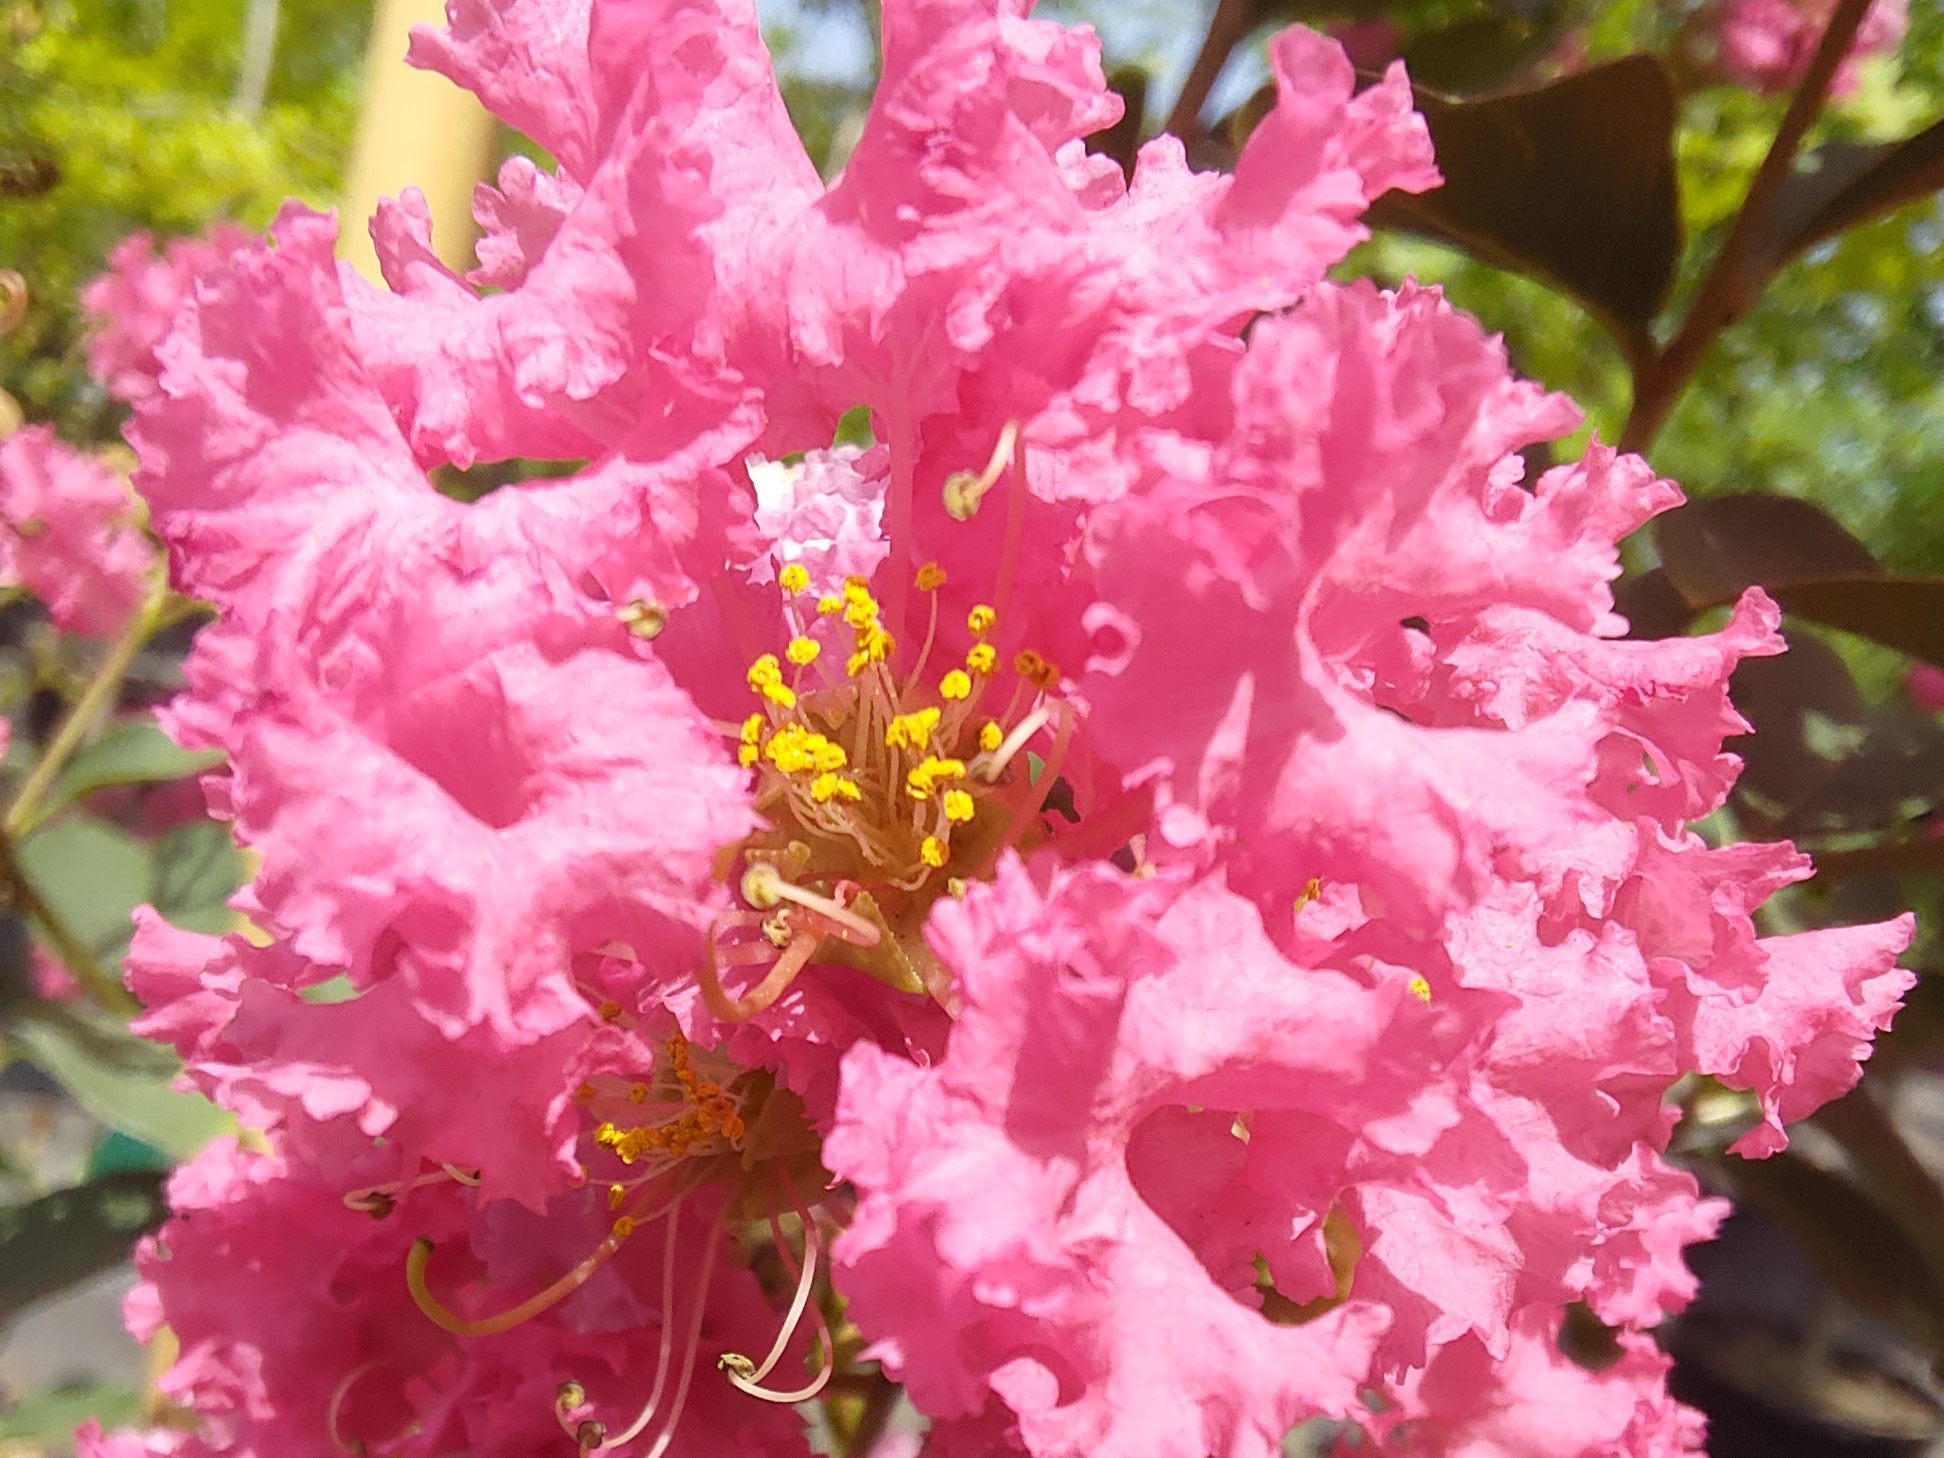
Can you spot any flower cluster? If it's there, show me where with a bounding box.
[0,426,153,638]
[1698,0,1906,96]
[88,2,1910,1457]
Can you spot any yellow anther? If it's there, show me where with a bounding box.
[786,636,821,666]
[740,714,766,745]
[965,643,996,675]
[779,564,810,594]
[968,604,996,634]
[607,1183,626,1210]
[906,757,967,799]
[846,624,895,677]
[1408,975,1433,1004]
[916,562,946,591]
[1015,650,1059,689]
[921,836,948,868]
[597,1001,622,1023]
[978,721,1004,753]
[612,1215,638,1240]
[817,594,843,616]
[811,771,862,804]
[885,708,941,752]
[748,654,783,689]
[943,789,975,823]
[765,726,847,775]
[628,1083,649,1104]
[940,669,972,700]
[739,743,760,768]
[763,683,798,709]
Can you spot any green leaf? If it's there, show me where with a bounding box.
[9,1003,231,1160]
[0,1383,143,1443]
[148,818,244,935]
[0,1170,167,1322]
[1364,56,1682,357]
[16,813,149,961]
[46,719,220,819]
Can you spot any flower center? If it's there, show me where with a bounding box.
[705,561,1071,1020]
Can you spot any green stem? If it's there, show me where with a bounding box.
[6,580,171,840]
[1620,0,1872,454]
[0,827,136,1014]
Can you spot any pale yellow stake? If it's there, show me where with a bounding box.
[338,0,497,280]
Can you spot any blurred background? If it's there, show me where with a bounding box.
[2,0,1942,1452]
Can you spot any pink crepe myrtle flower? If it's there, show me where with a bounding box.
[1698,0,1906,97]
[82,226,254,404]
[88,1,1911,1456]
[0,426,152,637]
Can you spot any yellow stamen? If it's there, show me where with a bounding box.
[940,670,971,701]
[617,600,667,640]
[810,772,861,804]
[1014,649,1059,690]
[915,562,946,591]
[967,604,996,635]
[785,637,820,666]
[817,595,843,616]
[1408,975,1433,1004]
[779,564,810,594]
[920,836,947,868]
[906,757,967,799]
[885,708,940,752]
[965,643,996,675]
[943,790,975,823]
[978,721,1004,753]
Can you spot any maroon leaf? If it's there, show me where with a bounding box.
[1770,577,1944,670]
[1364,57,1681,357]
[1655,494,1881,609]
[1752,119,1944,279]
[1728,628,1864,820]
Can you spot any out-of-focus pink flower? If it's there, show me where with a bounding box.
[29,947,82,1003]
[81,226,253,404]
[1907,660,1944,714]
[0,426,152,636]
[1702,0,1906,97]
[87,0,1912,1455]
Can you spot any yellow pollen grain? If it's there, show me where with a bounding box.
[978,720,1004,753]
[786,636,821,666]
[1408,975,1433,1004]
[811,771,861,804]
[940,669,972,701]
[847,624,895,677]
[921,836,948,868]
[943,789,975,823]
[906,757,967,799]
[779,563,810,594]
[916,562,946,591]
[885,707,941,752]
[965,643,997,675]
[967,604,996,634]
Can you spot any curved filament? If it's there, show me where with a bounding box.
[406,1231,621,1338]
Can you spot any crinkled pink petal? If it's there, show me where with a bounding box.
[81,225,253,404]
[0,427,152,637]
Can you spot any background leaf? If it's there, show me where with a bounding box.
[0,1170,166,1322]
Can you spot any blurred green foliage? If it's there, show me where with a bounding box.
[0,0,373,439]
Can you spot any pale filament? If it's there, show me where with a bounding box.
[558,1203,682,1449]
[718,1185,833,1406]
[345,1162,478,1214]
[326,1360,380,1455]
[739,863,880,948]
[702,890,879,1023]
[599,1215,720,1457]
